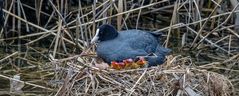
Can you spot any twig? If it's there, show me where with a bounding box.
[0,74,53,91]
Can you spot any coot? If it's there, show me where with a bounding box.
[91,24,170,67]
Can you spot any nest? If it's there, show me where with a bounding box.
[49,55,233,96]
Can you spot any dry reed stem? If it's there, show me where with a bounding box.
[0,74,53,91]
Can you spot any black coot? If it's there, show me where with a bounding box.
[91,24,171,67]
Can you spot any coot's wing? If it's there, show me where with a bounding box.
[126,30,170,56]
[121,30,171,66]
[98,45,148,63]
[96,38,148,63]
[119,30,159,54]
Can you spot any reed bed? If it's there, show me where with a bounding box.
[0,0,238,95]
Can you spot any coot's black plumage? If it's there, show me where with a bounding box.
[91,24,170,67]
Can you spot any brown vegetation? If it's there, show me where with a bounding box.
[0,0,238,95]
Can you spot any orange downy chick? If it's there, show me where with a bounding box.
[111,61,121,70]
[136,57,147,66]
[111,61,125,70]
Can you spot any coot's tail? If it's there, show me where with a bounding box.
[145,46,171,67]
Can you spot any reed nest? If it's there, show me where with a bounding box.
[49,55,233,96]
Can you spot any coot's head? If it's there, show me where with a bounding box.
[91,24,118,44]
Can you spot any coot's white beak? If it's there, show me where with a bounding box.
[91,29,100,44]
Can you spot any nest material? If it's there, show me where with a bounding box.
[51,55,233,96]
